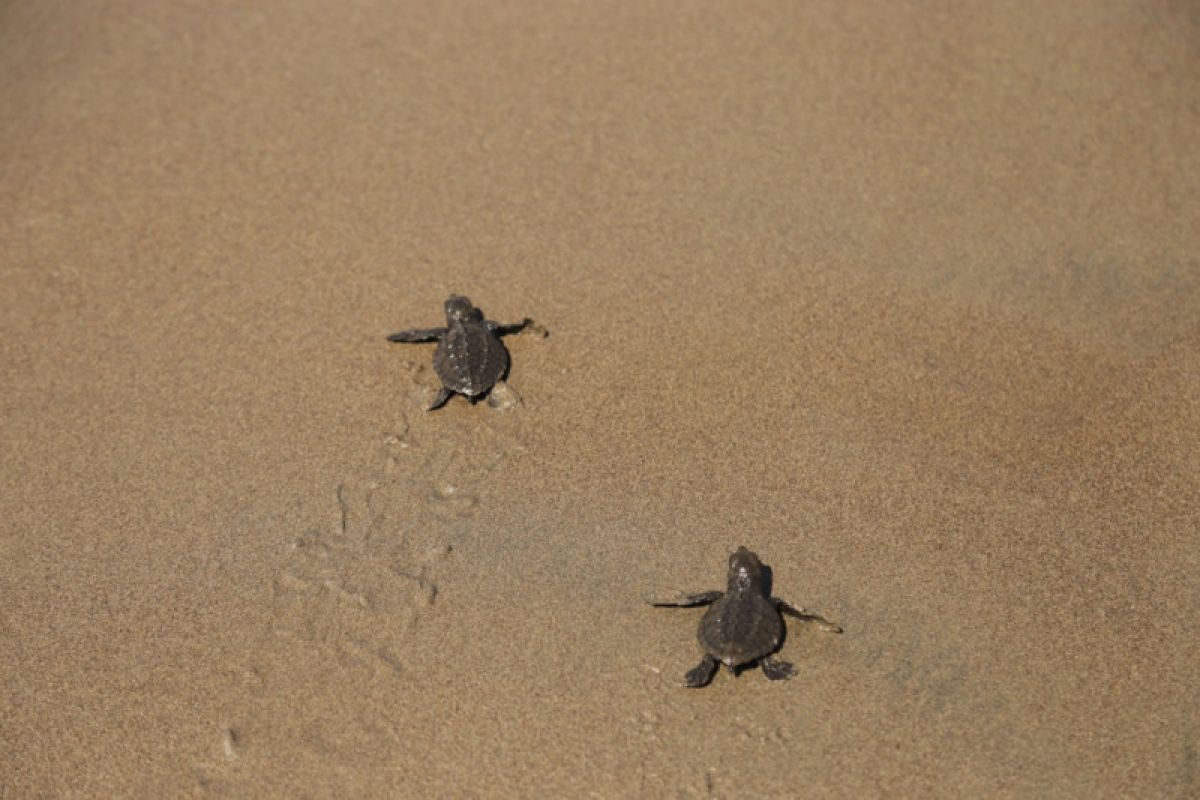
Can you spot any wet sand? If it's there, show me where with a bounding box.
[2,2,1198,797]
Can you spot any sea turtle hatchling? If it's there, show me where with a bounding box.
[649,546,842,688]
[387,295,542,411]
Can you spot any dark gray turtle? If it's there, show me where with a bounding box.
[387,295,539,411]
[649,546,842,688]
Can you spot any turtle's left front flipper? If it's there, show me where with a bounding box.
[647,590,723,608]
[388,327,447,343]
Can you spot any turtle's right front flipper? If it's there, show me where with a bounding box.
[647,590,723,608]
[387,327,447,343]
[774,599,842,633]
[488,317,548,337]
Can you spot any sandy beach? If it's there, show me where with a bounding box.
[2,1,1198,796]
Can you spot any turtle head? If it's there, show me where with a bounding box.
[444,295,483,324]
[727,546,765,592]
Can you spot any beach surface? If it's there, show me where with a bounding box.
[2,2,1198,796]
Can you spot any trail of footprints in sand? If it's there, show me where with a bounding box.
[194,359,533,790]
[268,391,529,678]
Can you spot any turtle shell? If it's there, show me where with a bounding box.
[433,319,509,397]
[697,591,783,666]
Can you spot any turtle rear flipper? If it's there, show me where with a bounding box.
[427,387,454,411]
[760,656,796,681]
[683,654,719,688]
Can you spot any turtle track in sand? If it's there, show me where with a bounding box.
[266,365,532,677]
[199,381,532,793]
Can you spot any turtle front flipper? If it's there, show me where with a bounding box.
[648,590,723,608]
[760,656,796,681]
[683,654,719,688]
[427,387,455,411]
[774,599,842,633]
[387,327,447,343]
[487,318,535,336]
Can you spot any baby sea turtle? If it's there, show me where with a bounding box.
[387,295,540,411]
[649,546,842,688]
